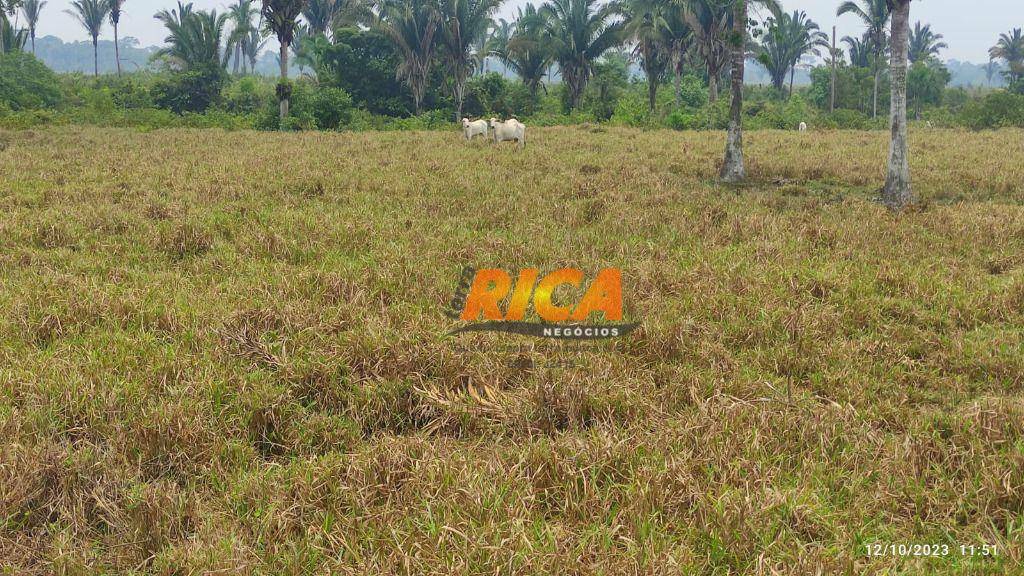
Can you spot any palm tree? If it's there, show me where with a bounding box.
[719,0,779,184]
[541,0,623,110]
[983,60,1001,87]
[682,0,730,103]
[245,25,267,72]
[908,21,945,63]
[66,0,110,76]
[0,0,24,55]
[842,33,870,67]
[487,17,512,75]
[503,3,551,97]
[989,28,1024,84]
[226,0,257,73]
[154,2,229,69]
[837,0,890,118]
[660,6,692,107]
[757,10,827,98]
[621,0,669,111]
[262,0,306,121]
[21,0,43,54]
[883,0,912,207]
[378,0,439,115]
[302,0,337,37]
[438,0,503,121]
[107,0,124,76]
[0,14,29,53]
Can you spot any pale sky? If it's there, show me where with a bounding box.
[31,0,1019,63]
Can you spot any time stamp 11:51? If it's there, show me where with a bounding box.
[865,543,999,557]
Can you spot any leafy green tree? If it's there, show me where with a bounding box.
[989,28,1024,84]
[22,0,44,54]
[437,0,503,121]
[262,0,306,121]
[0,50,61,108]
[907,58,949,117]
[621,0,669,111]
[541,0,623,111]
[503,3,551,98]
[65,0,110,76]
[582,49,628,119]
[837,0,890,118]
[377,0,439,115]
[908,21,945,63]
[318,26,412,115]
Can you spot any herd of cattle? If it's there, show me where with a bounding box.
[462,118,527,147]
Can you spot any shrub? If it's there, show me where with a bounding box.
[674,74,708,109]
[818,109,872,130]
[610,92,653,128]
[665,109,701,130]
[152,64,226,114]
[0,51,62,110]
[310,86,354,129]
[223,76,270,114]
[960,90,1024,129]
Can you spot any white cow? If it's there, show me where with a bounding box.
[798,122,808,132]
[462,118,489,141]
[489,118,526,148]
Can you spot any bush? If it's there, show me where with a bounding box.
[152,64,226,113]
[0,51,62,110]
[610,92,654,128]
[960,90,1024,129]
[675,74,708,108]
[665,109,702,130]
[818,109,873,130]
[223,76,271,114]
[259,82,353,131]
[310,86,354,129]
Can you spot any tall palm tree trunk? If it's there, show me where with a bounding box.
[114,23,122,76]
[92,38,99,76]
[234,44,241,74]
[31,33,36,54]
[719,0,746,183]
[882,0,912,207]
[789,66,795,99]
[708,69,718,103]
[279,41,290,120]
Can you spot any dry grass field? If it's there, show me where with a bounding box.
[0,125,1023,575]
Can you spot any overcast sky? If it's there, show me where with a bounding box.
[31,0,1019,63]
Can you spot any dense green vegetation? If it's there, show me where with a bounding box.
[2,49,1024,132]
[1,0,1023,131]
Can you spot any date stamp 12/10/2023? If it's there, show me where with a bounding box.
[865,543,999,558]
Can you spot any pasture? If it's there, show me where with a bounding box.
[0,125,1022,574]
